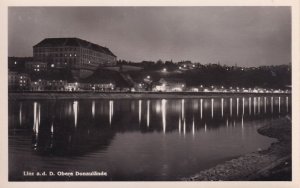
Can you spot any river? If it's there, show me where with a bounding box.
[8,95,291,181]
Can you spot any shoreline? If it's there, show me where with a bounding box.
[183,117,291,181]
[8,92,290,100]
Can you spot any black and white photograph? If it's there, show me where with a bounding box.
[3,1,299,185]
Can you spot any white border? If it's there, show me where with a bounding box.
[0,1,299,188]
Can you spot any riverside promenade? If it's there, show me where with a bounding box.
[8,91,290,100]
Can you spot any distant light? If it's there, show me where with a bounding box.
[162,68,167,72]
[37,65,40,68]
[182,84,185,87]
[14,61,17,65]
[192,65,195,67]
[51,64,55,67]
[75,82,78,86]
[183,65,186,68]
[179,67,182,70]
[200,85,203,88]
[147,75,150,79]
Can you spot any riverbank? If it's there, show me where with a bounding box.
[8,92,290,100]
[183,116,291,181]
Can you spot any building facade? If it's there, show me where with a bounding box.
[33,38,117,79]
[153,78,186,92]
[8,71,31,91]
[25,61,48,73]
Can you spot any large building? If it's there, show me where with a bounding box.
[33,38,117,79]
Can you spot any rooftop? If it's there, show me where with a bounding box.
[33,38,116,57]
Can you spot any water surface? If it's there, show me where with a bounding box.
[8,95,290,181]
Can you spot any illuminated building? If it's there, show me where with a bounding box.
[33,38,117,78]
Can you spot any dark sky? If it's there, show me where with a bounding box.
[8,7,291,66]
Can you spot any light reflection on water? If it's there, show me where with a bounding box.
[9,95,291,181]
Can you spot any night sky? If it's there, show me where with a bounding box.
[8,7,291,67]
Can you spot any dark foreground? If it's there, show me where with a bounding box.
[183,117,291,181]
